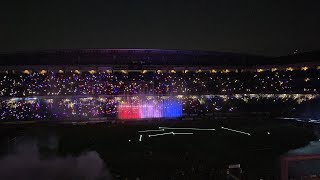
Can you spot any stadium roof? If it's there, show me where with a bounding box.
[0,49,268,67]
[0,49,318,67]
[272,50,320,64]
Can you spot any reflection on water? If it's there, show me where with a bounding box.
[0,137,112,180]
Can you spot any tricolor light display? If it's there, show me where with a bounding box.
[140,101,162,118]
[118,103,140,119]
[117,97,182,120]
[162,99,182,118]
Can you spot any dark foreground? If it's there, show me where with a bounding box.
[0,118,315,180]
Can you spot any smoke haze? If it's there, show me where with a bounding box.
[0,139,112,180]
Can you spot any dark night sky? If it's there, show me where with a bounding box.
[0,0,319,56]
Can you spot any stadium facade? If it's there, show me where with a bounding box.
[0,49,320,121]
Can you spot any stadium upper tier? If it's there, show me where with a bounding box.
[0,49,319,97]
[0,65,320,97]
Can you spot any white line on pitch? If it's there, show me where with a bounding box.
[279,117,299,120]
[138,129,165,133]
[139,134,142,142]
[148,132,174,137]
[158,127,215,131]
[172,132,194,135]
[221,127,250,136]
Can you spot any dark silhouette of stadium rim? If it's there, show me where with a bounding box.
[0,49,319,70]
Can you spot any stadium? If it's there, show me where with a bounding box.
[1,49,320,179]
[0,49,320,122]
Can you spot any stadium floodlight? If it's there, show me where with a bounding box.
[221,127,250,136]
[286,67,294,71]
[39,70,47,75]
[23,70,30,74]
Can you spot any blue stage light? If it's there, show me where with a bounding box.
[162,99,182,118]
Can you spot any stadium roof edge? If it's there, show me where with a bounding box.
[0,48,319,67]
[0,48,269,57]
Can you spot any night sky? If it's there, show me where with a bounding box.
[1,0,319,56]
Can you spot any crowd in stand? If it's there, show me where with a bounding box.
[0,68,319,97]
[0,67,320,120]
[0,94,318,120]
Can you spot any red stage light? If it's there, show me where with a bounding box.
[118,103,140,120]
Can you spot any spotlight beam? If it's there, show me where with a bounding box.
[221,127,250,136]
